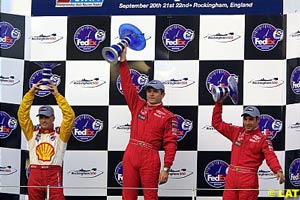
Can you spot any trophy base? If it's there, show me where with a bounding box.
[211,85,229,102]
[102,46,120,64]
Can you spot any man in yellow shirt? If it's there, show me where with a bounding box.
[18,81,75,200]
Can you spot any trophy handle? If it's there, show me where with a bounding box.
[228,75,238,104]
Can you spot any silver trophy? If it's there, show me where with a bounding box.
[35,62,60,91]
[102,23,146,64]
[211,75,238,104]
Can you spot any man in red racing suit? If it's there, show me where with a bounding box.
[211,95,285,200]
[118,47,178,200]
[18,82,75,200]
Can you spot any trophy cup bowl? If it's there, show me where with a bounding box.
[102,23,146,64]
[211,75,238,104]
[34,62,60,91]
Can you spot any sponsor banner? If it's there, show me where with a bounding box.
[32,0,283,16]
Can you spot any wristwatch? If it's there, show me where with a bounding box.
[163,167,170,172]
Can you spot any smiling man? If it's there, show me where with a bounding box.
[18,82,75,200]
[118,46,178,200]
[211,94,285,200]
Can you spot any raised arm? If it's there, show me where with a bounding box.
[17,82,41,140]
[49,83,75,143]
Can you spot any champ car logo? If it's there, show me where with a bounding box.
[74,25,106,52]
[204,159,229,188]
[251,23,283,51]
[72,114,104,142]
[114,161,123,186]
[0,75,20,86]
[259,114,282,140]
[288,122,300,132]
[113,123,131,133]
[248,77,284,88]
[70,78,106,88]
[162,24,194,52]
[162,78,195,88]
[116,69,148,95]
[0,111,17,139]
[30,33,63,43]
[29,62,61,98]
[0,21,21,49]
[169,168,193,179]
[289,158,300,187]
[289,30,300,40]
[290,66,300,95]
[175,114,193,142]
[258,168,276,180]
[204,32,241,43]
[67,168,104,178]
[0,165,17,175]
[202,125,217,132]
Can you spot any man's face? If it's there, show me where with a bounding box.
[39,115,55,130]
[243,115,260,131]
[146,88,165,105]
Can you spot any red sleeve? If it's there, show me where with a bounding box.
[211,102,238,142]
[262,138,282,174]
[119,61,145,112]
[163,116,178,168]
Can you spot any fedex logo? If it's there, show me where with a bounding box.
[0,36,13,44]
[76,38,98,46]
[254,38,276,45]
[73,128,95,136]
[206,174,225,182]
[164,38,186,46]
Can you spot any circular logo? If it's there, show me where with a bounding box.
[0,111,18,139]
[162,24,194,52]
[0,21,21,49]
[74,25,106,52]
[259,114,282,140]
[29,70,61,97]
[290,66,300,95]
[175,114,193,142]
[72,114,103,142]
[289,158,300,187]
[114,161,123,186]
[116,69,148,95]
[251,23,283,51]
[204,159,229,188]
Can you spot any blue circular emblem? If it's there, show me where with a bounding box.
[29,70,61,97]
[175,114,193,142]
[206,69,231,93]
[289,158,300,187]
[114,161,123,186]
[206,69,239,104]
[74,25,106,52]
[259,114,282,140]
[290,66,300,95]
[116,69,148,95]
[162,24,194,52]
[72,114,103,142]
[251,23,283,51]
[0,111,17,139]
[0,21,21,49]
[204,159,229,188]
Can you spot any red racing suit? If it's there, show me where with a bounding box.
[18,91,75,200]
[212,103,282,200]
[119,61,178,200]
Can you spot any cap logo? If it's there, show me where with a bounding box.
[246,108,254,111]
